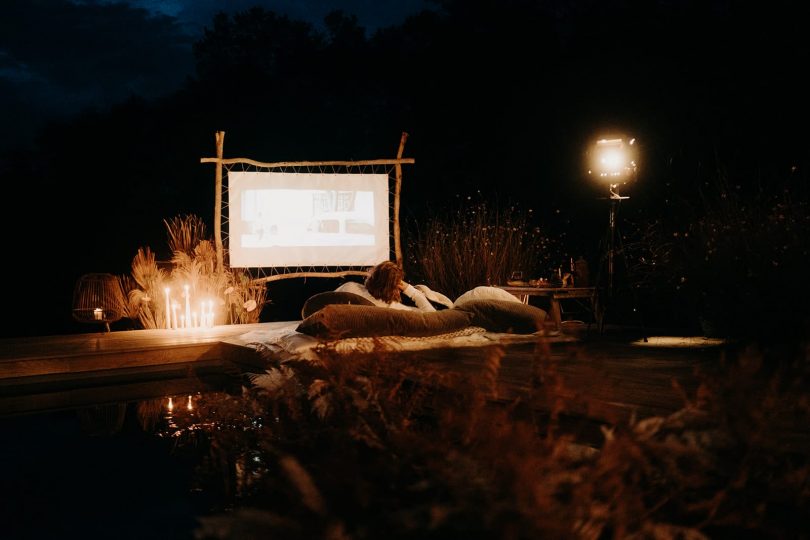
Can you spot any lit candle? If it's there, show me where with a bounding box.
[184,284,191,329]
[192,311,198,328]
[208,300,214,327]
[167,397,174,412]
[93,307,103,321]
[164,287,171,330]
[187,395,193,411]
[172,302,179,330]
[180,314,185,329]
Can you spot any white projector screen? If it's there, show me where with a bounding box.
[228,171,390,268]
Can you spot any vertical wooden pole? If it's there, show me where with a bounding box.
[214,131,225,273]
[393,131,408,267]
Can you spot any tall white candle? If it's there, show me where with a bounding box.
[180,314,186,329]
[192,311,198,328]
[184,284,191,329]
[208,300,214,327]
[172,302,179,330]
[164,287,171,330]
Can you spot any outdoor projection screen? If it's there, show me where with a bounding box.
[227,171,390,268]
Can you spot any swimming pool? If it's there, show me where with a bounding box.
[0,374,262,540]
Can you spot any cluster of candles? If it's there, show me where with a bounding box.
[163,284,216,330]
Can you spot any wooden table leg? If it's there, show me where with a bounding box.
[549,297,563,332]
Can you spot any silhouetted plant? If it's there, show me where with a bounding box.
[405,196,558,299]
[624,168,810,340]
[162,340,810,539]
[124,214,266,328]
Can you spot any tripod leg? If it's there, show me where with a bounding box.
[613,224,648,341]
[593,201,616,333]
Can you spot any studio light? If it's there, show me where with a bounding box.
[587,133,646,339]
[588,137,638,200]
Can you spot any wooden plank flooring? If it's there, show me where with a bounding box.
[0,323,728,428]
[0,322,293,416]
[384,337,722,426]
[0,322,293,381]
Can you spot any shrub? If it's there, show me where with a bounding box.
[150,340,810,539]
[123,214,266,328]
[405,196,558,299]
[624,169,810,341]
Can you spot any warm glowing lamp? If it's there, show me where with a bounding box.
[72,273,127,332]
[588,136,638,196]
[586,134,645,339]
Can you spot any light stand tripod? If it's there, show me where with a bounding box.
[595,183,647,340]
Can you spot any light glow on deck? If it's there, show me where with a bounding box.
[631,336,727,348]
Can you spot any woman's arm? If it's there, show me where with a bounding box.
[398,281,436,311]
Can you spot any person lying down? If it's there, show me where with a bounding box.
[297,259,553,339]
[335,260,453,311]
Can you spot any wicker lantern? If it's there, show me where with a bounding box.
[72,273,127,332]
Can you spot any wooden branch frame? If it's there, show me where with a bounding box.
[201,132,413,281]
[201,157,415,168]
[213,131,225,273]
[250,270,369,285]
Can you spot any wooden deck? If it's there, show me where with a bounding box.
[0,322,727,426]
[0,322,293,416]
[354,336,723,427]
[0,322,292,381]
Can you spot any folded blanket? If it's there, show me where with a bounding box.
[231,322,560,367]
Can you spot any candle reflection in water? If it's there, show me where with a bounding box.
[135,391,269,505]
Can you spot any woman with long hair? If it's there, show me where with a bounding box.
[335,260,438,311]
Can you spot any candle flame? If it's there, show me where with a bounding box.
[167,397,174,411]
[187,395,193,411]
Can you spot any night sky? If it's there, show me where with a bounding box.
[1,0,808,338]
[1,0,429,148]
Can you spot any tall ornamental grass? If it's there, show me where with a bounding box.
[405,198,557,299]
[123,214,267,328]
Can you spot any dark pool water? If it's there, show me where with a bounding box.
[0,389,244,540]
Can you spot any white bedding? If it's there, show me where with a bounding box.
[228,321,573,364]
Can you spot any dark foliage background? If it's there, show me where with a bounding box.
[1,0,808,338]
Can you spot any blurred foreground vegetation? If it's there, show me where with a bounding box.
[139,339,810,539]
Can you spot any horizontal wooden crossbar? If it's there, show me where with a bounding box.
[201,157,414,167]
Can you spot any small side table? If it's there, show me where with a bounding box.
[496,286,601,332]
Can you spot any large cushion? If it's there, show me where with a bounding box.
[454,299,547,334]
[296,304,474,339]
[454,286,522,307]
[301,291,374,319]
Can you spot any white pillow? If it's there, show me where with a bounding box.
[454,286,522,307]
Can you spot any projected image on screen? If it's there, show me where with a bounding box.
[228,172,390,268]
